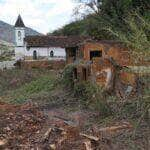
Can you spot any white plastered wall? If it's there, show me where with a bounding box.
[15,47,25,60]
[25,47,66,60]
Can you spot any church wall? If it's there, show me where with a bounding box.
[14,15,66,61]
[15,47,25,60]
[24,47,66,60]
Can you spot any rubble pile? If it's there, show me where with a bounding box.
[0,102,46,149]
[0,102,134,150]
[39,119,133,150]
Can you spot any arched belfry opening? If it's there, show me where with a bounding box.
[18,31,21,41]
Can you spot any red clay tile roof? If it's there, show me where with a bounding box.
[15,15,25,27]
[24,36,90,48]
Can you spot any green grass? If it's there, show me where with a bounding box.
[5,74,56,104]
[0,69,58,104]
[0,69,56,91]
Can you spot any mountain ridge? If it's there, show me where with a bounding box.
[0,20,42,45]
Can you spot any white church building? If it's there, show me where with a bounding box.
[14,15,66,61]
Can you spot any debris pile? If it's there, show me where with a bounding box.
[0,102,46,149]
[0,102,133,149]
[40,119,133,150]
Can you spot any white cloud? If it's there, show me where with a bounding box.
[0,0,77,34]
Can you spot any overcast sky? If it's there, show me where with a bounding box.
[0,0,78,34]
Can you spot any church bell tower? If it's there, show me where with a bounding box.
[14,15,25,60]
[15,14,25,47]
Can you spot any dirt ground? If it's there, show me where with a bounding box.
[0,100,149,150]
[0,69,149,150]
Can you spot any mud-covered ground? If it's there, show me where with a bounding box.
[0,101,149,150]
[0,69,149,150]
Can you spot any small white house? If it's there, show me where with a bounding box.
[14,15,66,61]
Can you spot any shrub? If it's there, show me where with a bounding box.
[108,75,150,121]
[61,64,76,89]
[74,81,111,117]
[61,66,112,117]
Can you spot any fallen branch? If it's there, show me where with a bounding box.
[53,127,65,132]
[80,133,99,141]
[99,122,133,133]
[43,128,52,141]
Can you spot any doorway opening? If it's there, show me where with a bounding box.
[50,50,54,57]
[82,68,87,81]
[73,68,78,79]
[33,50,37,60]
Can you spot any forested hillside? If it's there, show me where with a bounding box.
[51,0,150,59]
[51,0,150,38]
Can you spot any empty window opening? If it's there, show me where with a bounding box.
[33,50,37,60]
[50,51,54,57]
[82,68,87,81]
[90,50,102,60]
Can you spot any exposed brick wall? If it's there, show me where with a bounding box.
[119,71,137,86]
[82,43,105,61]
[91,58,116,88]
[66,42,131,66]
[20,60,65,70]
[107,47,131,66]
[81,42,131,66]
[74,58,137,89]
[66,41,138,91]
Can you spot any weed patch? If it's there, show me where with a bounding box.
[61,64,76,89]
[0,69,53,95]
[1,70,58,104]
[73,81,111,117]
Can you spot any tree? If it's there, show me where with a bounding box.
[51,0,150,55]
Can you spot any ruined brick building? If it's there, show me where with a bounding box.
[65,39,137,98]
